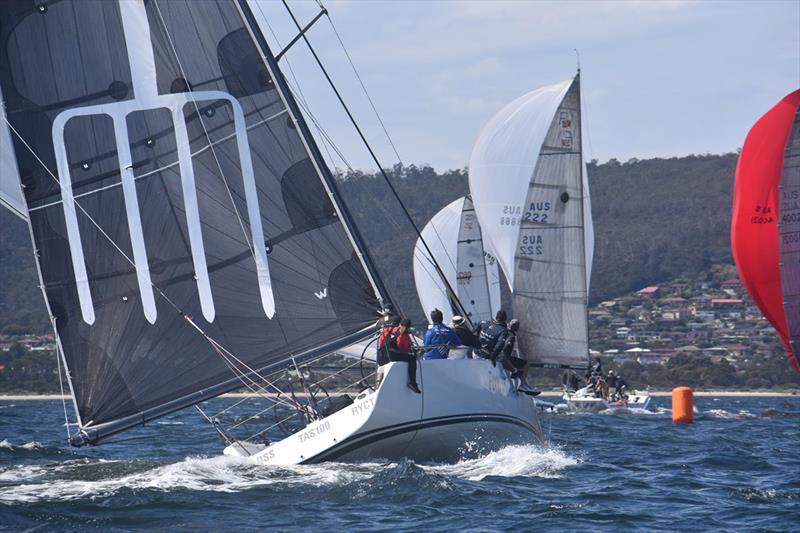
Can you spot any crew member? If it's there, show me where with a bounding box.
[497,319,538,394]
[423,309,461,360]
[451,315,480,358]
[376,314,400,366]
[606,370,618,400]
[388,318,421,394]
[475,310,510,365]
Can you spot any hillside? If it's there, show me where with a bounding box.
[0,153,738,331]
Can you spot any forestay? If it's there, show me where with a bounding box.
[413,196,501,324]
[0,0,384,444]
[469,76,592,367]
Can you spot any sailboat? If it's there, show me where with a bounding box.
[0,0,543,464]
[467,74,650,411]
[413,195,501,325]
[731,89,800,373]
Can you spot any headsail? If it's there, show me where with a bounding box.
[731,90,800,372]
[469,76,592,367]
[0,0,386,444]
[413,196,501,324]
[0,86,26,220]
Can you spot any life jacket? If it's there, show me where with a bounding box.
[377,325,399,366]
[478,321,507,355]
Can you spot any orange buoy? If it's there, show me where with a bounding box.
[672,386,694,423]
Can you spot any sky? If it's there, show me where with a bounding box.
[252,0,800,173]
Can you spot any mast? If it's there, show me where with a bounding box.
[235,0,392,310]
[269,0,474,327]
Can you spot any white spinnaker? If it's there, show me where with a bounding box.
[413,197,462,324]
[413,196,501,324]
[468,79,572,288]
[0,88,27,220]
[469,77,590,366]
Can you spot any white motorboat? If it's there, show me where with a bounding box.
[562,386,651,412]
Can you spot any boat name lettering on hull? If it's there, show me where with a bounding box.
[256,448,276,463]
[299,420,331,443]
[351,397,375,416]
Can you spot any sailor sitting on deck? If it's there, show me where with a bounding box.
[474,310,510,365]
[422,309,461,360]
[384,317,421,394]
[450,315,481,358]
[376,314,401,366]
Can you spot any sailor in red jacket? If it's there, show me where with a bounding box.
[388,318,421,394]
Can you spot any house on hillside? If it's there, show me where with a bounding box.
[720,279,743,296]
[638,286,659,297]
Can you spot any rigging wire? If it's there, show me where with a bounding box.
[278,0,472,325]
[322,5,404,166]
[320,1,485,316]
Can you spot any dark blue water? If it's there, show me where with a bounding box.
[1,396,798,531]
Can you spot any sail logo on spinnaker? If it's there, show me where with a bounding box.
[51,0,275,326]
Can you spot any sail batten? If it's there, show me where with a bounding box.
[0,0,385,444]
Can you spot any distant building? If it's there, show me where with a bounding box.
[638,286,660,297]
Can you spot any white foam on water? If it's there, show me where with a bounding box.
[598,407,659,416]
[704,408,758,419]
[0,455,375,504]
[0,439,44,450]
[426,444,579,481]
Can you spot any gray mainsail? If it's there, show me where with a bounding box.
[469,75,591,368]
[778,106,800,362]
[0,0,385,445]
[513,78,588,367]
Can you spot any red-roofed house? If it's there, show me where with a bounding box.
[638,286,659,297]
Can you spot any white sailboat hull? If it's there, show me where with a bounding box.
[224,358,544,465]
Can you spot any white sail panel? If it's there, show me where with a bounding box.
[0,88,27,220]
[413,197,463,323]
[583,163,594,292]
[468,80,572,288]
[457,196,501,323]
[512,78,588,367]
[413,196,502,324]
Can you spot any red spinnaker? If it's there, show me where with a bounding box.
[731,90,800,372]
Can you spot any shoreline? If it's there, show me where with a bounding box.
[0,390,798,401]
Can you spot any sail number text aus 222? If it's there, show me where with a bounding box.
[499,202,552,226]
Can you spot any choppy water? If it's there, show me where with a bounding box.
[1,396,798,531]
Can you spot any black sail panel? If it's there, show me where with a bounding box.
[0,0,381,442]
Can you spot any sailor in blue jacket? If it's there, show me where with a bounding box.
[423,309,461,360]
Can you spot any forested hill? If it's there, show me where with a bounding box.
[0,153,738,332]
